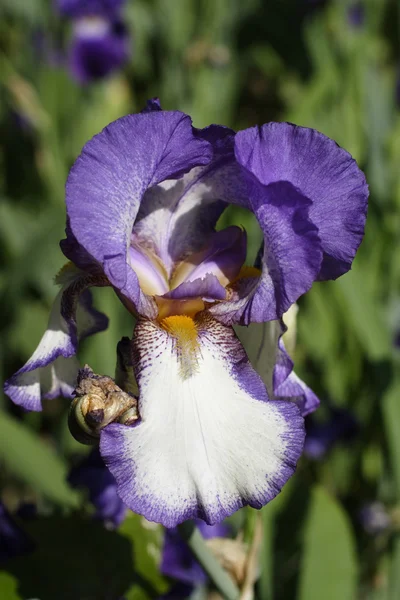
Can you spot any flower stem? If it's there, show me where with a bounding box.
[177,520,240,600]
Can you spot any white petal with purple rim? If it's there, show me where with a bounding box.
[4,273,108,411]
[100,314,304,527]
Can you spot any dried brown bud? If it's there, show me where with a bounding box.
[206,538,248,585]
[69,365,139,445]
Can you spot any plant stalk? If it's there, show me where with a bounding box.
[178,520,240,600]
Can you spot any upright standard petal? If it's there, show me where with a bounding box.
[65,111,212,312]
[101,314,304,527]
[4,267,108,411]
[235,122,368,281]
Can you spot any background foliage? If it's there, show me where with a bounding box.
[0,0,399,598]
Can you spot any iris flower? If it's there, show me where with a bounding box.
[5,100,368,527]
[57,0,129,84]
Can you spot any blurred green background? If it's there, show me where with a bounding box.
[1,0,400,598]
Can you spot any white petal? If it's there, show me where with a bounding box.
[101,314,304,527]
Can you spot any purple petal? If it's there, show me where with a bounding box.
[161,519,230,586]
[100,314,304,527]
[171,226,246,289]
[212,179,323,323]
[66,111,212,314]
[132,124,236,277]
[235,122,368,282]
[161,527,207,585]
[164,274,227,302]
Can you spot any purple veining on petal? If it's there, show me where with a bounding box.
[100,314,305,527]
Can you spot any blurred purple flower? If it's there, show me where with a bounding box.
[304,406,358,460]
[68,448,127,527]
[359,502,391,535]
[57,0,125,19]
[160,520,230,598]
[348,3,364,28]
[0,502,33,563]
[56,0,130,83]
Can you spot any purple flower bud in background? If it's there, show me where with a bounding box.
[347,2,365,28]
[304,406,358,460]
[359,502,391,535]
[160,520,230,598]
[55,0,130,83]
[57,0,125,19]
[0,502,33,563]
[68,448,127,528]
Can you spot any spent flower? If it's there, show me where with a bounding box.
[5,100,368,526]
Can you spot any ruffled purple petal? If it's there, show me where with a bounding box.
[66,111,212,315]
[211,178,323,324]
[235,122,368,282]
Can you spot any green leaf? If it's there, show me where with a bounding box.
[119,513,168,599]
[382,378,400,498]
[0,572,22,600]
[298,485,358,600]
[0,411,79,507]
[2,516,137,600]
